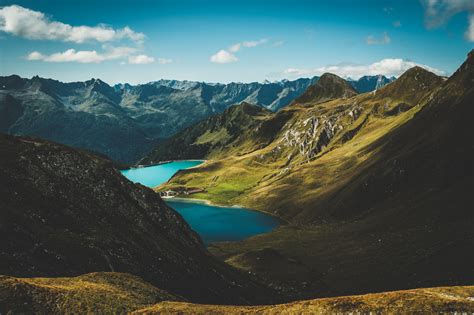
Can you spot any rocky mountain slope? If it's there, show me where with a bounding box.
[0,75,389,163]
[0,133,274,304]
[142,73,361,164]
[155,51,473,299]
[140,102,279,163]
[0,76,157,163]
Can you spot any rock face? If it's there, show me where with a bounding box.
[0,134,273,304]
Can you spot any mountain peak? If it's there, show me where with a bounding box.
[373,66,443,104]
[443,49,474,88]
[294,72,357,105]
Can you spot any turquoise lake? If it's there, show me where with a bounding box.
[120,160,203,188]
[120,161,279,244]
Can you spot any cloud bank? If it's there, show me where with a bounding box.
[421,0,474,41]
[282,58,444,80]
[0,5,144,43]
[27,46,156,64]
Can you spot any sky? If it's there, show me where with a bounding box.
[0,0,473,85]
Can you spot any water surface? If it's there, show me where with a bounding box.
[121,160,203,187]
[121,161,279,244]
[167,199,279,245]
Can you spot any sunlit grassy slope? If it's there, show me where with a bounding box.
[1,273,473,314]
[157,66,444,220]
[134,285,474,314]
[0,272,179,314]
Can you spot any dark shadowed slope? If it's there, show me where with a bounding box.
[0,134,274,304]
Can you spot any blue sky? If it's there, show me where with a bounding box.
[0,0,473,84]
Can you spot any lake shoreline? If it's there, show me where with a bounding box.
[165,196,288,224]
[134,159,207,169]
[121,160,284,243]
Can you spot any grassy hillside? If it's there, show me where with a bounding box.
[2,274,472,314]
[157,67,444,215]
[0,272,179,314]
[134,286,474,314]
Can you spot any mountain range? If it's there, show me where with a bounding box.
[0,75,392,163]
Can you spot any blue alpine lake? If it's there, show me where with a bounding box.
[120,160,204,188]
[120,161,279,244]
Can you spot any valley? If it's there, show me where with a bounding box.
[1,1,473,313]
[120,162,280,245]
[147,51,474,300]
[0,34,473,315]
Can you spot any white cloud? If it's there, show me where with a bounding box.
[26,51,44,60]
[393,20,402,28]
[421,0,474,41]
[26,47,155,64]
[128,54,155,64]
[282,58,444,80]
[211,38,269,63]
[228,38,268,52]
[0,5,145,43]
[273,40,284,47]
[366,32,391,45]
[466,14,474,41]
[157,58,172,64]
[27,49,106,63]
[228,43,242,53]
[210,49,238,63]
